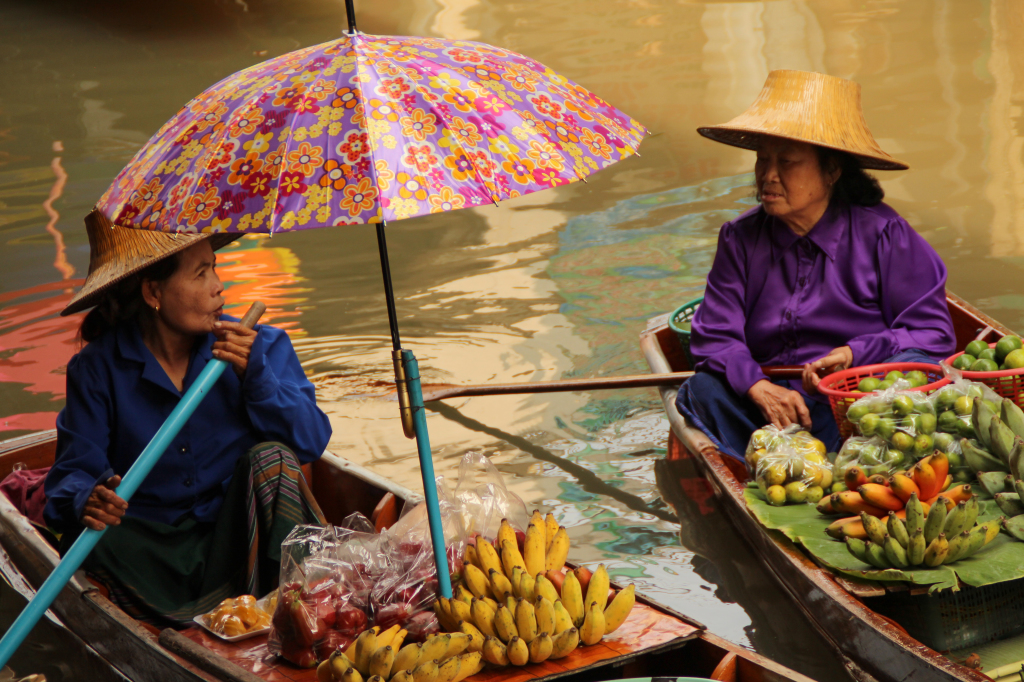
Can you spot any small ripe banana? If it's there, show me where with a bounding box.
[317,660,333,682]
[369,645,395,679]
[449,597,472,624]
[506,636,529,666]
[549,627,580,659]
[603,584,635,633]
[452,652,484,682]
[453,584,474,605]
[545,528,570,572]
[367,674,384,682]
[515,598,538,643]
[534,574,560,604]
[524,522,547,577]
[493,605,519,643]
[585,565,610,611]
[510,567,525,599]
[501,537,527,582]
[393,643,422,675]
[418,634,452,667]
[443,633,472,661]
[490,568,515,600]
[392,671,413,682]
[528,632,553,663]
[535,596,556,636]
[330,652,354,680]
[482,636,510,666]
[462,564,493,600]
[497,520,517,553]
[923,534,949,567]
[480,596,499,612]
[470,599,498,638]
[434,600,457,633]
[519,571,536,602]
[377,624,402,649]
[459,623,485,653]
[343,667,365,682]
[553,599,574,634]
[436,655,461,682]
[545,513,559,552]
[412,659,439,682]
[464,543,479,572]
[561,570,585,628]
[505,595,517,613]
[580,601,606,646]
[476,537,504,580]
[354,629,378,675]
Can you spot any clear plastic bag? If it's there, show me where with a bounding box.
[931,375,1001,441]
[751,427,833,506]
[447,451,530,541]
[845,382,936,456]
[833,435,906,488]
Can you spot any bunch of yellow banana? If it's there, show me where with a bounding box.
[317,626,484,682]
[434,512,638,669]
[843,494,1002,569]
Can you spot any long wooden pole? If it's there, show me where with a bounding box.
[419,366,804,402]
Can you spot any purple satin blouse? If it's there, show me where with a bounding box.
[690,201,956,401]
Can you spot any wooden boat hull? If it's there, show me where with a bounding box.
[0,430,811,682]
[640,291,1006,682]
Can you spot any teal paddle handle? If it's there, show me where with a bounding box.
[402,350,453,599]
[0,302,265,670]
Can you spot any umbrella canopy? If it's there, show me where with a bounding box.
[97,32,646,234]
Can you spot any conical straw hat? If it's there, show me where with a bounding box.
[697,70,907,171]
[62,210,238,316]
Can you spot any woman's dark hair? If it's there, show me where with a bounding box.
[816,147,885,206]
[78,254,181,344]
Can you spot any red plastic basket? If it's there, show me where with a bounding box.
[817,362,949,439]
[946,344,1024,404]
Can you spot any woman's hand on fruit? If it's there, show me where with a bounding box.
[748,380,812,429]
[802,346,853,394]
[81,475,128,531]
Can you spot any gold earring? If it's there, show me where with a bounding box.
[154,305,160,312]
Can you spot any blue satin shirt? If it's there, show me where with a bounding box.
[44,316,332,530]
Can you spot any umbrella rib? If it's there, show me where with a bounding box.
[349,34,389,223]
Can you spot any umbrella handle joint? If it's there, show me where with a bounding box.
[392,349,416,439]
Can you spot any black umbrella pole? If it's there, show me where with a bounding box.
[345,0,357,33]
[377,222,415,438]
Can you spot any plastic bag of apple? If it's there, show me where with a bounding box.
[269,503,466,668]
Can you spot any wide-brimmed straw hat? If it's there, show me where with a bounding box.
[697,70,908,171]
[61,210,239,316]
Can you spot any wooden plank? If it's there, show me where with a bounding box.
[160,629,265,682]
[709,651,737,681]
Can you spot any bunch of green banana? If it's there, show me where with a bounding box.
[435,512,639,668]
[964,398,1024,479]
[317,629,484,682]
[844,494,1000,568]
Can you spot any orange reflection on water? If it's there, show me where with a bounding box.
[218,236,307,335]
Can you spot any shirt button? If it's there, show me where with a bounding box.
[180,447,187,453]
[785,311,792,320]
[184,478,192,487]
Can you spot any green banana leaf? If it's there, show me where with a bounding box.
[743,489,1024,592]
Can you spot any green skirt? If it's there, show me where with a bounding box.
[62,442,325,626]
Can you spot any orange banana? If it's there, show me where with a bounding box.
[844,466,868,491]
[929,451,950,486]
[858,483,904,512]
[830,491,887,517]
[913,459,939,501]
[889,474,920,504]
[931,484,972,507]
[825,516,860,539]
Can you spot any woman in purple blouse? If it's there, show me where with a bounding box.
[676,71,956,460]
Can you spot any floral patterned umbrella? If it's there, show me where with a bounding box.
[98,33,646,234]
[93,27,646,602]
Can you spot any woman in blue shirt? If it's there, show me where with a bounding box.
[45,210,332,625]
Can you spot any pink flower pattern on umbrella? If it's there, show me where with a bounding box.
[98,32,646,232]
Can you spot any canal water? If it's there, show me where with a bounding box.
[3,0,1024,679]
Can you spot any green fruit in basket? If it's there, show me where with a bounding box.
[846,403,870,423]
[971,358,999,372]
[877,380,895,391]
[859,413,880,436]
[914,434,934,456]
[858,377,881,393]
[891,432,915,453]
[1005,349,1024,370]
[953,354,976,371]
[954,396,974,416]
[885,370,905,383]
[978,348,998,362]
[938,410,960,432]
[936,388,958,410]
[905,370,928,388]
[966,340,990,358]
[996,336,1023,363]
[860,444,883,466]
[934,432,955,452]
[917,413,937,435]
[893,395,914,417]
[883,448,906,466]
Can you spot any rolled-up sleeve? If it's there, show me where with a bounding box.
[44,354,116,531]
[845,218,956,365]
[690,224,768,396]
[241,325,332,464]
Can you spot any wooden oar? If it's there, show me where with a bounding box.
[418,365,804,402]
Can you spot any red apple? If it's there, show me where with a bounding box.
[375,602,414,630]
[334,604,368,635]
[515,531,526,554]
